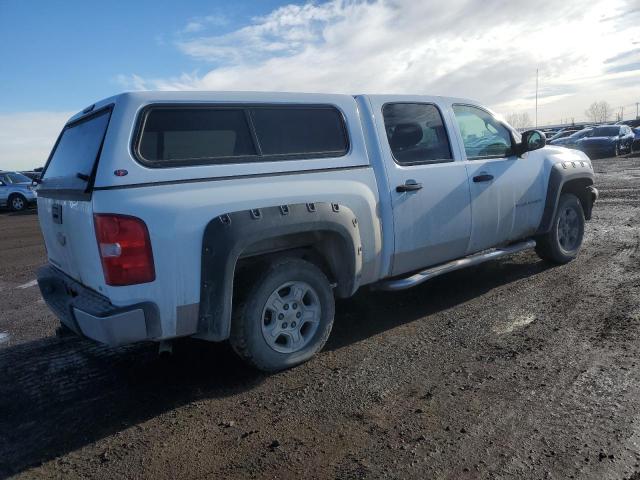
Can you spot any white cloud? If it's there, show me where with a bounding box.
[128,0,640,126]
[115,73,148,91]
[181,14,228,34]
[0,111,72,171]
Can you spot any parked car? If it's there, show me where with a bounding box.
[0,171,38,211]
[633,128,640,152]
[616,119,640,129]
[548,128,593,147]
[20,170,42,181]
[576,124,635,158]
[35,92,598,372]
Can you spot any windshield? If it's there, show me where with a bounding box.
[570,129,592,139]
[41,108,111,191]
[590,126,620,137]
[4,172,31,184]
[550,131,576,140]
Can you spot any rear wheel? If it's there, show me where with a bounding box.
[9,194,27,212]
[535,193,585,264]
[230,257,335,372]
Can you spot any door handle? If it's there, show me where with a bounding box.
[473,174,494,183]
[396,180,423,192]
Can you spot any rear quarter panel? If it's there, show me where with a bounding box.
[91,92,382,339]
[92,168,381,339]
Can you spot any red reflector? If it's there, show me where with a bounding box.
[94,214,155,286]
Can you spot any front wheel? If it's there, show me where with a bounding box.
[9,194,27,212]
[535,193,585,264]
[230,257,335,372]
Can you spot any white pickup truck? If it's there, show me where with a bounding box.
[36,92,597,371]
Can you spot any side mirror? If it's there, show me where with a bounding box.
[518,129,546,156]
[0,181,5,186]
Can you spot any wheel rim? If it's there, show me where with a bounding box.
[12,197,24,210]
[557,206,580,251]
[261,281,321,354]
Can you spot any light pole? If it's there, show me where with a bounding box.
[535,68,538,128]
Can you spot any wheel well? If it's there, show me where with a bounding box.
[198,202,361,341]
[236,230,354,298]
[560,178,594,220]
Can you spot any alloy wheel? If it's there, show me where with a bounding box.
[261,281,321,354]
[557,206,580,251]
[11,196,25,210]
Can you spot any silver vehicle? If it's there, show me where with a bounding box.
[36,91,598,372]
[0,171,37,211]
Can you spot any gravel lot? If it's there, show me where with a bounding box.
[1,155,639,480]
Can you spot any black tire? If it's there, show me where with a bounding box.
[9,194,27,212]
[230,257,335,372]
[535,193,585,264]
[55,324,74,338]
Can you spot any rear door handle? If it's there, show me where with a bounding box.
[473,174,494,183]
[396,180,423,192]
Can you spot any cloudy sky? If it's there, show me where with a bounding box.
[1,0,638,170]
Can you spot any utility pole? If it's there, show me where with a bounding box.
[636,102,639,119]
[621,106,624,121]
[535,68,538,128]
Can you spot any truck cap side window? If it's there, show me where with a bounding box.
[452,105,513,160]
[135,104,350,166]
[382,103,453,165]
[138,108,257,163]
[251,107,348,157]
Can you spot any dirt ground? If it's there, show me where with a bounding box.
[1,155,639,480]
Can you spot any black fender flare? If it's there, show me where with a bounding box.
[536,161,595,234]
[197,202,362,341]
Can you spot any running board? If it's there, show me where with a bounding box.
[375,239,537,291]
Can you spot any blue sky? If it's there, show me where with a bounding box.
[0,0,288,113]
[1,0,638,169]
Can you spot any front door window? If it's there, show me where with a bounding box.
[453,105,513,159]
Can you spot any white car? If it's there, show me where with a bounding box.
[36,92,597,371]
[0,171,37,211]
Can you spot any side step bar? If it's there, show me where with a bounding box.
[375,239,537,291]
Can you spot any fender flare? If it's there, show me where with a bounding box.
[197,202,362,341]
[536,162,595,234]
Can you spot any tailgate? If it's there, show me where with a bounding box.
[38,197,103,287]
[37,106,112,288]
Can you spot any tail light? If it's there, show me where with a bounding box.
[94,214,155,286]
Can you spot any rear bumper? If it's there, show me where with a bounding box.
[37,264,159,346]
